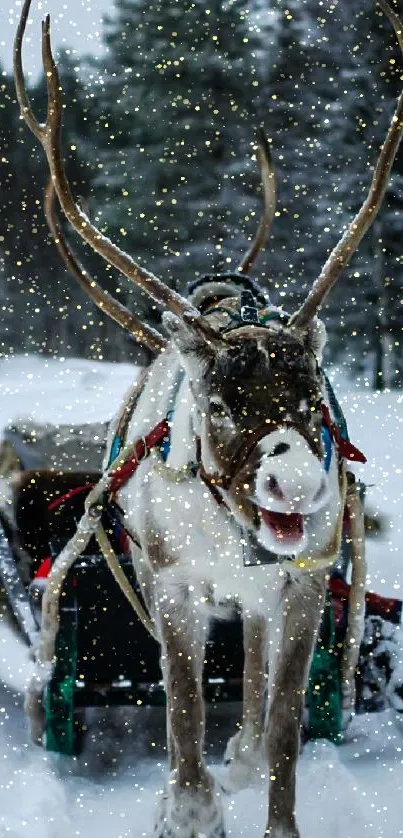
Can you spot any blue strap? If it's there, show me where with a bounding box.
[321,424,333,473]
[323,374,349,441]
[108,434,123,468]
[159,409,173,462]
[259,310,289,325]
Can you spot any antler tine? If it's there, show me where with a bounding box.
[290,0,403,328]
[379,0,403,51]
[44,181,166,355]
[14,0,201,324]
[238,128,277,274]
[13,0,44,142]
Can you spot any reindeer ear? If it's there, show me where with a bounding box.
[304,317,327,363]
[163,312,222,359]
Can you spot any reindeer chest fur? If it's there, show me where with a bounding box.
[120,455,285,616]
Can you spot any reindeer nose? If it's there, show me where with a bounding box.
[266,474,327,507]
[258,428,330,513]
[266,474,285,500]
[267,474,303,504]
[268,442,290,457]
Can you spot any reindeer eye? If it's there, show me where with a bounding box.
[209,399,230,420]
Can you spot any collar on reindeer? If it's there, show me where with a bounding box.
[188,272,270,313]
[108,418,171,494]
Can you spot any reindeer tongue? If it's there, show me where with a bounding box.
[260,509,304,544]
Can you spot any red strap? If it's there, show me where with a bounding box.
[109,418,170,494]
[46,420,169,515]
[364,590,398,618]
[329,575,400,620]
[321,403,367,464]
[48,482,95,512]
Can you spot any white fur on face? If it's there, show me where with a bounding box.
[253,427,331,556]
[255,428,329,515]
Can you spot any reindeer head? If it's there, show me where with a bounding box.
[164,309,336,555]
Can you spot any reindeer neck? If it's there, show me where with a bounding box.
[164,374,197,471]
[122,350,183,446]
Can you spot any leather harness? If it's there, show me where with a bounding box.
[105,292,365,506]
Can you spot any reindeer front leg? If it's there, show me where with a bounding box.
[155,592,225,838]
[265,574,325,838]
[224,614,268,790]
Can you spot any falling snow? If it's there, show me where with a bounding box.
[0,356,401,837]
[2,0,403,835]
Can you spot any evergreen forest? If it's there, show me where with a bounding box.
[2,0,403,387]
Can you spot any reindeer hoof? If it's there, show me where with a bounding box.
[223,730,267,792]
[154,776,225,838]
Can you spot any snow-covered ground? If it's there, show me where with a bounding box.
[0,353,403,838]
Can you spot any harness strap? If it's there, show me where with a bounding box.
[38,408,169,660]
[107,368,150,467]
[108,419,170,494]
[48,483,94,512]
[340,477,367,718]
[199,465,227,507]
[95,522,158,640]
[323,374,349,441]
[321,404,366,464]
[198,415,324,495]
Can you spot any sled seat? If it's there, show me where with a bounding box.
[14,470,101,574]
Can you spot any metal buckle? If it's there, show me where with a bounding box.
[136,436,148,463]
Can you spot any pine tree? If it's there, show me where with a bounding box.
[84,0,267,323]
[0,65,52,356]
[263,1,361,313]
[263,0,403,386]
[0,55,128,361]
[0,65,22,355]
[326,1,403,386]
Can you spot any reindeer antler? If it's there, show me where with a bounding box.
[44,181,166,355]
[14,0,201,324]
[238,128,277,274]
[290,0,403,328]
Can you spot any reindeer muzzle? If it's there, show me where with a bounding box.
[199,419,323,494]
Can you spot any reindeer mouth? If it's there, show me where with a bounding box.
[258,508,304,545]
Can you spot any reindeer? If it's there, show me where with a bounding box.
[14,1,403,836]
